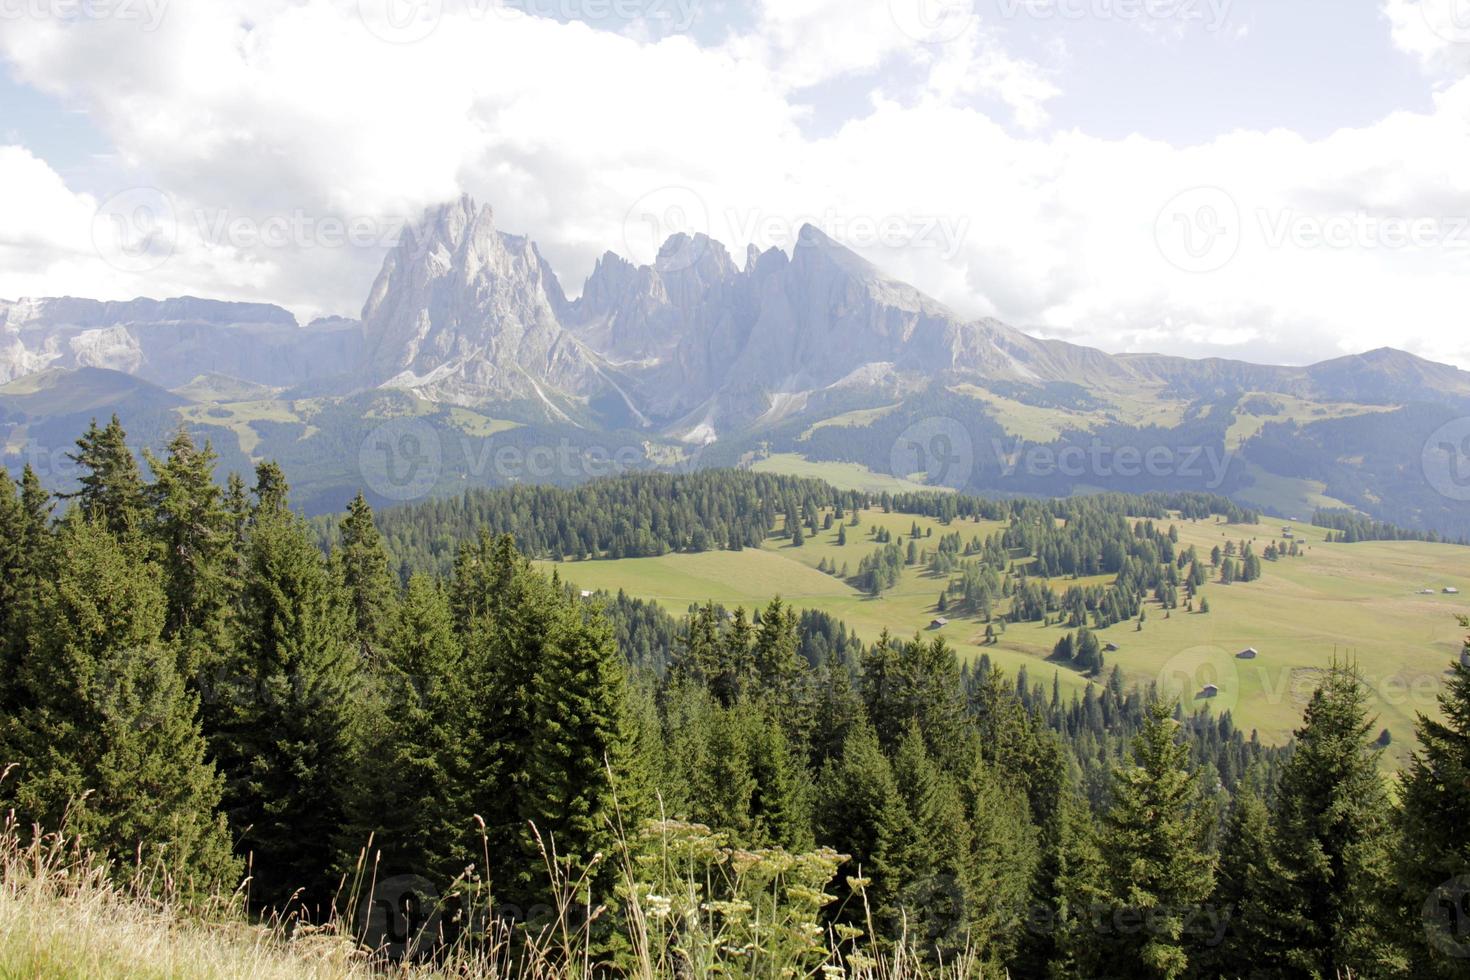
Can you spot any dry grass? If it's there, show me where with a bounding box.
[0,807,992,980]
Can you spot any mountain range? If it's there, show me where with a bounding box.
[4,195,1469,534]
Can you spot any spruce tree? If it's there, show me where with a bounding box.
[216,475,362,912]
[746,712,814,850]
[332,492,399,660]
[0,469,27,710]
[1096,699,1216,979]
[810,648,864,765]
[144,427,236,676]
[815,723,916,930]
[522,601,640,891]
[64,415,146,538]
[346,574,468,883]
[1271,662,1406,977]
[892,723,976,962]
[6,517,236,886]
[1397,617,1470,978]
[1205,784,1289,976]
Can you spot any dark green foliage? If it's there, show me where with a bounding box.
[1271,662,1407,978]
[144,427,236,676]
[815,723,916,926]
[315,471,867,575]
[5,419,1461,976]
[346,574,467,882]
[64,415,146,538]
[1093,700,1217,979]
[331,492,399,659]
[1205,783,1290,977]
[4,517,236,887]
[213,476,363,911]
[1397,619,1470,978]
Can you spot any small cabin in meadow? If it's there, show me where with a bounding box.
[1201,684,1219,698]
[930,617,949,629]
[1238,647,1258,659]
[579,590,594,598]
[1104,642,1119,652]
[1445,587,1461,595]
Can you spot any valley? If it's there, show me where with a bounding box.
[544,505,1470,764]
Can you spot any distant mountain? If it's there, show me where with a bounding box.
[0,366,185,418]
[0,295,363,390]
[4,195,1470,534]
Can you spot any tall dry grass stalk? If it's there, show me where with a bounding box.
[0,804,993,979]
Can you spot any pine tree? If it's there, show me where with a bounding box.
[332,492,399,660]
[5,517,236,887]
[522,601,640,891]
[754,597,807,737]
[345,574,468,883]
[0,469,28,711]
[252,460,290,516]
[891,724,975,961]
[1096,699,1217,979]
[815,723,917,928]
[216,482,362,912]
[64,415,146,538]
[1271,661,1406,977]
[746,711,814,850]
[454,532,541,884]
[810,648,864,765]
[144,427,236,677]
[1397,617,1470,978]
[2,466,55,712]
[1204,783,1289,976]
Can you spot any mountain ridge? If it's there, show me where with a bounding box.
[5,196,1470,430]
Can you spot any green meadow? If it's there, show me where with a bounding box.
[542,507,1470,764]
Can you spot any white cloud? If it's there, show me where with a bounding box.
[0,0,1468,369]
[1384,0,1470,75]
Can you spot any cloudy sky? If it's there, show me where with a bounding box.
[1,0,1468,367]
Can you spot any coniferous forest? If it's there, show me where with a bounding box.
[3,417,1470,978]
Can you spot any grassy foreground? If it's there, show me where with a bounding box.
[0,814,989,980]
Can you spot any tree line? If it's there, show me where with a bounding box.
[1,417,1468,977]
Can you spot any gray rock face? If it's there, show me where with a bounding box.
[0,296,363,390]
[359,195,601,415]
[6,196,1470,436]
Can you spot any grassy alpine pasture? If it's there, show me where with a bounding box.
[542,506,1470,764]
